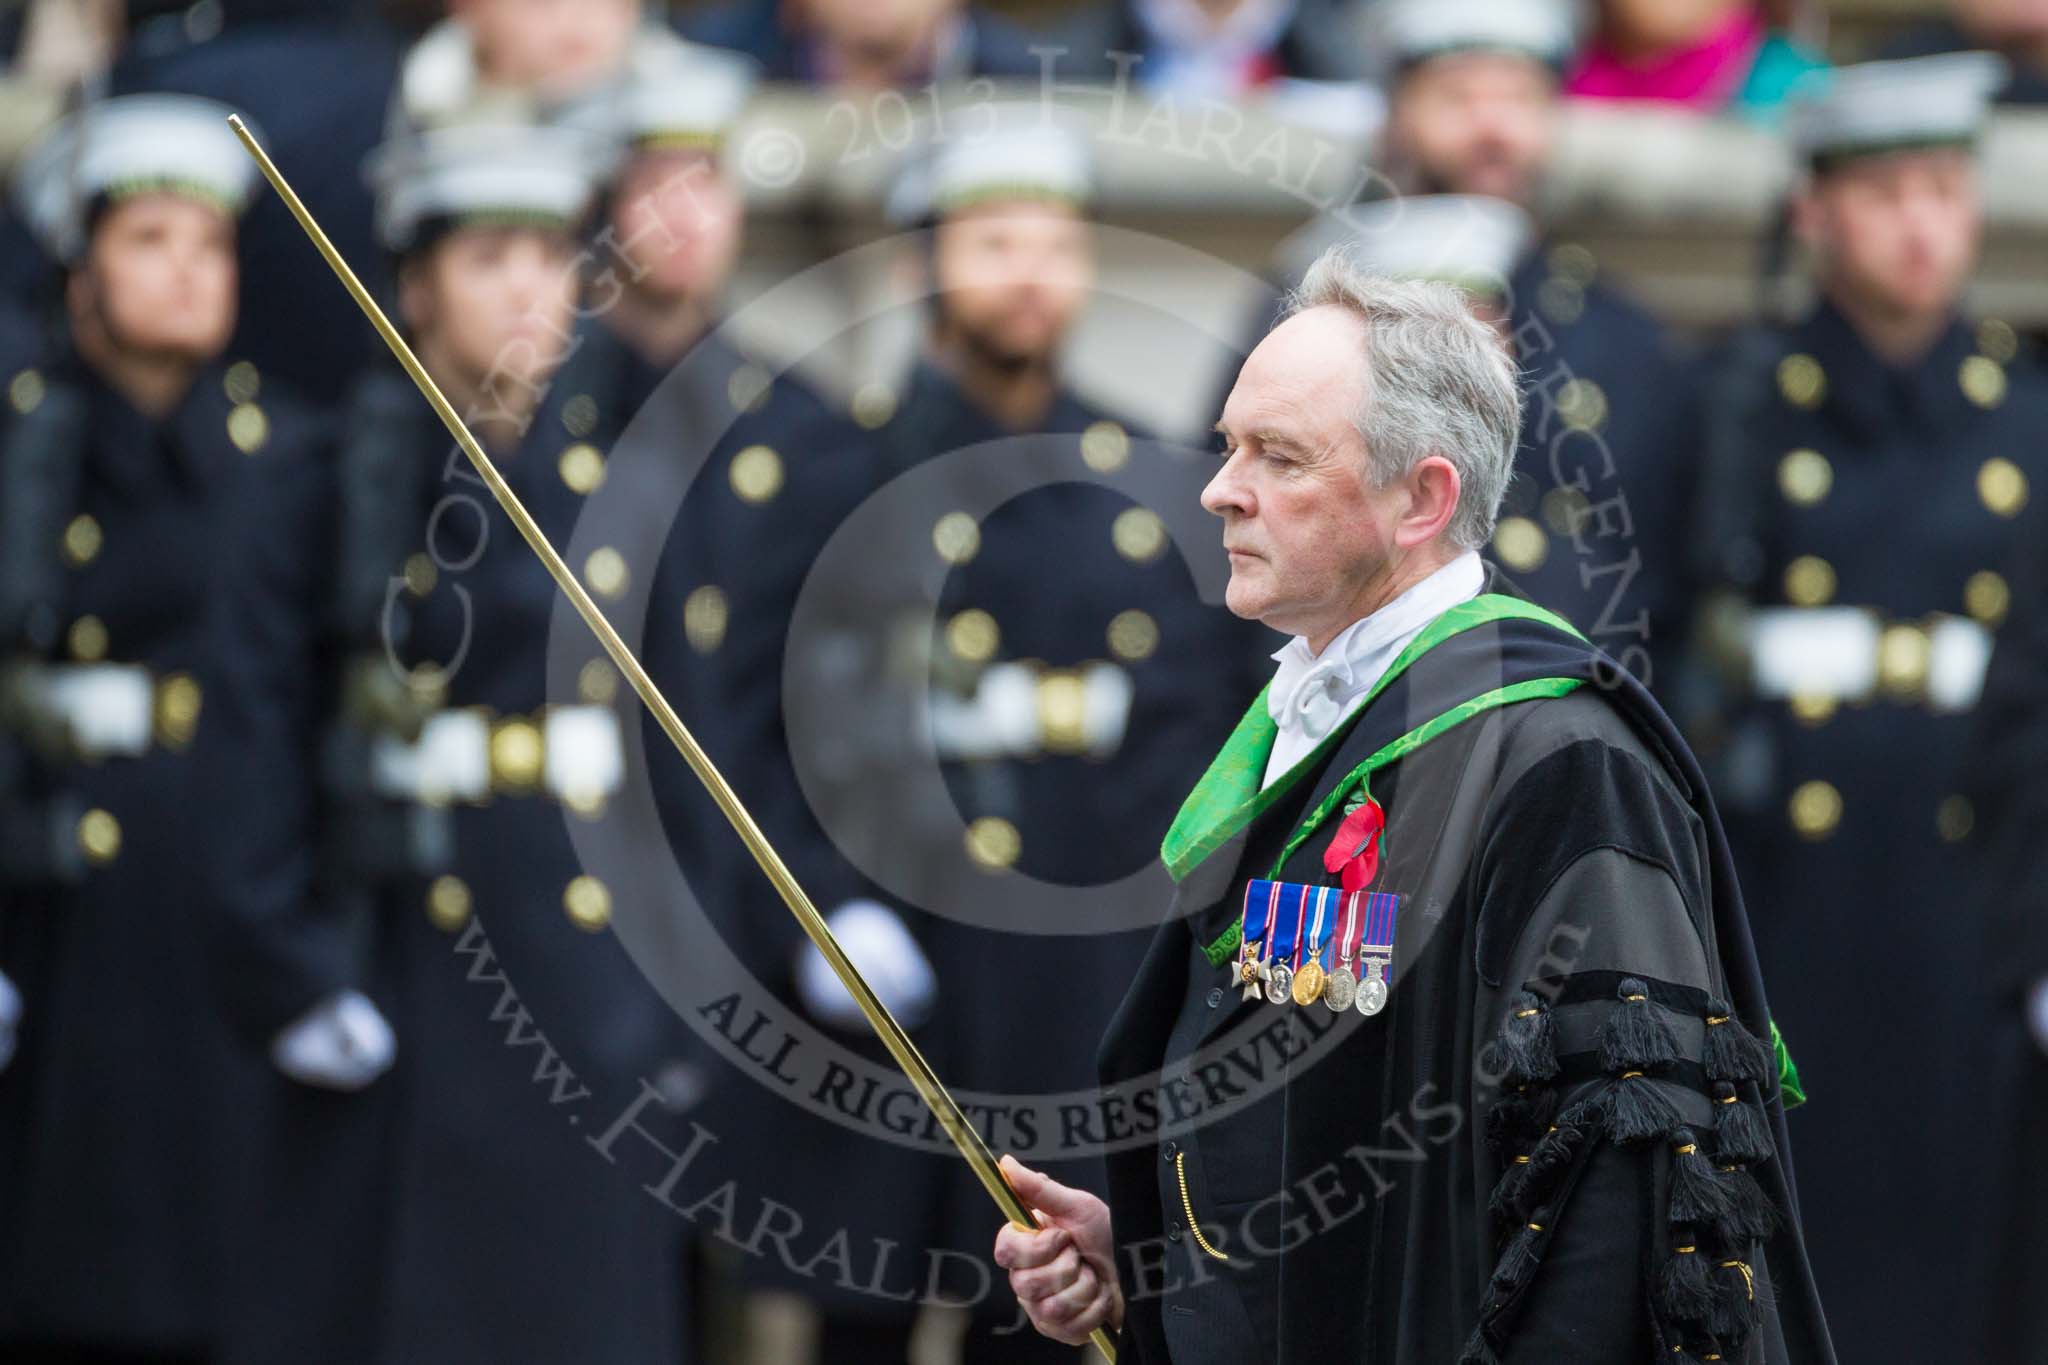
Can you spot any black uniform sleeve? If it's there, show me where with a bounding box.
[202,445,356,1042]
[1460,730,1788,1365]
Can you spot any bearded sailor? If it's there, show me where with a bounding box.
[993,252,1837,1363]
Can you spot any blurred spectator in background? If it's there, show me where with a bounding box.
[680,0,1043,88]
[1885,0,2048,104]
[108,0,404,406]
[209,120,696,1365]
[0,94,308,1364]
[1566,0,1825,119]
[1687,51,2045,1365]
[395,0,687,130]
[1039,0,1368,93]
[1281,0,1702,687]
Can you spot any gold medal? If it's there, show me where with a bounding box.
[1291,959,1325,1006]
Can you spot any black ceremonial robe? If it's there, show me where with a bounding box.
[1095,584,1836,1364]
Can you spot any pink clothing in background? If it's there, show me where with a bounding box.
[1566,6,1766,109]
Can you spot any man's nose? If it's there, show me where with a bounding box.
[1201,455,1249,519]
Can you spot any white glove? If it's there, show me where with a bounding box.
[2028,977,2048,1058]
[271,988,396,1090]
[0,968,21,1073]
[798,900,936,1032]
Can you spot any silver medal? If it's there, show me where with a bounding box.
[1324,967,1357,1013]
[1266,963,1292,1006]
[1355,964,1388,1016]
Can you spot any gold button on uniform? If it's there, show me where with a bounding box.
[1978,457,2028,518]
[1555,379,1608,433]
[585,547,630,599]
[932,512,980,565]
[684,586,728,654]
[1782,555,1836,607]
[62,514,102,567]
[1112,507,1166,563]
[851,383,896,430]
[1547,243,1597,285]
[729,445,784,503]
[1936,795,1974,844]
[561,393,599,437]
[946,609,999,663]
[227,402,270,454]
[1536,278,1584,326]
[1777,354,1826,409]
[1540,486,1589,535]
[224,361,261,405]
[1108,609,1159,662]
[489,718,545,793]
[1965,570,2010,626]
[1959,356,2007,410]
[563,876,612,931]
[578,658,619,705]
[1876,623,1932,700]
[10,368,45,414]
[1777,450,1832,506]
[68,615,108,662]
[78,807,122,864]
[154,673,203,750]
[1978,320,2018,364]
[426,875,473,931]
[1787,692,1837,727]
[1038,671,1089,755]
[1788,780,1842,840]
[1492,516,1548,572]
[964,816,1021,871]
[559,443,606,494]
[1081,421,1130,473]
[403,552,437,597]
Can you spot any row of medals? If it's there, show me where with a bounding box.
[1235,940,1389,1016]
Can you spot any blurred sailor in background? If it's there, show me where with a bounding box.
[207,118,698,1365]
[1688,51,2048,1364]
[0,93,301,1364]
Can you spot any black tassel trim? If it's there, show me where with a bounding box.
[1489,1098,1601,1223]
[1601,977,1682,1073]
[1706,1258,1758,1346]
[1485,1089,1535,1159]
[1657,1225,1714,1323]
[1499,990,1560,1085]
[1489,1208,1553,1292]
[1710,1081,1776,1165]
[1702,997,1771,1086]
[1716,1163,1782,1241]
[1456,1330,1501,1365]
[1669,1128,1737,1229]
[1605,1071,1681,1144]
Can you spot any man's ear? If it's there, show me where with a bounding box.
[1396,454,1462,551]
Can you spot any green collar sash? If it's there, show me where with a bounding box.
[1161,593,1586,887]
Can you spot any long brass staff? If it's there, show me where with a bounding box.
[226,117,1115,1364]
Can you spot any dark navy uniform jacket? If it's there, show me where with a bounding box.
[0,354,313,1356]
[1690,301,2048,1365]
[207,324,697,1365]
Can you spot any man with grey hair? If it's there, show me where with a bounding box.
[993,252,1835,1364]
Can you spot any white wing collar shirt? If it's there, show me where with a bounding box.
[1261,550,1486,789]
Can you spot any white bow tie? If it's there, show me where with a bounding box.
[1269,650,1358,742]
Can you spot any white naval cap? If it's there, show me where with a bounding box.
[12,94,260,263]
[1275,195,1536,300]
[1789,52,2007,168]
[1374,0,1579,75]
[601,43,758,151]
[365,121,610,252]
[887,106,1093,226]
